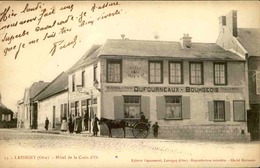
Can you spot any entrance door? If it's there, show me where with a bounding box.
[247,104,260,140]
[32,103,38,129]
[53,106,55,128]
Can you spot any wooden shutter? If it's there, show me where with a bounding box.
[233,101,245,121]
[114,96,124,119]
[141,96,150,119]
[225,101,231,121]
[182,96,190,119]
[256,71,260,95]
[208,101,214,121]
[156,96,165,120]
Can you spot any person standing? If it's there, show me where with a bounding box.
[140,112,146,122]
[84,110,89,131]
[68,114,74,133]
[75,113,82,134]
[152,122,159,138]
[45,117,49,131]
[61,115,67,132]
[92,114,99,136]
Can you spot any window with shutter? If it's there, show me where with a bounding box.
[141,96,150,119]
[233,100,245,121]
[123,96,141,119]
[182,96,190,119]
[256,71,260,95]
[213,101,225,121]
[208,101,214,121]
[114,96,124,119]
[156,96,165,120]
[165,96,182,119]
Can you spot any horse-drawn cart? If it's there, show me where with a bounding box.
[100,118,151,138]
[126,119,151,138]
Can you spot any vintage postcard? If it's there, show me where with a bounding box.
[0,1,259,168]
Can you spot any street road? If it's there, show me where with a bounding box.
[0,129,259,168]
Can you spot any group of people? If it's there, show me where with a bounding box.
[44,112,159,138]
[44,112,100,136]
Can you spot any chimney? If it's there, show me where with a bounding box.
[121,34,125,40]
[226,10,237,37]
[180,34,192,49]
[219,16,226,30]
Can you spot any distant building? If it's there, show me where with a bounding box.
[33,72,68,130]
[217,10,260,140]
[18,81,49,129]
[67,35,250,141]
[0,93,15,128]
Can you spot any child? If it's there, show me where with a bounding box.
[152,122,159,138]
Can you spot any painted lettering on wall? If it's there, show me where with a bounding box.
[105,85,243,93]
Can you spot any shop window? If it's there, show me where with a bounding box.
[190,62,203,85]
[107,59,122,83]
[149,61,163,84]
[214,63,227,85]
[169,61,183,84]
[124,96,141,119]
[165,96,182,119]
[72,74,75,92]
[214,101,225,121]
[233,100,245,121]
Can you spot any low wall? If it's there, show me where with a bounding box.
[100,124,250,142]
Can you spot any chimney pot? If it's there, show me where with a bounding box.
[180,33,192,49]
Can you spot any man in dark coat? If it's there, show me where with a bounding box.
[68,114,74,133]
[84,110,89,131]
[92,114,99,136]
[140,112,146,122]
[45,117,49,131]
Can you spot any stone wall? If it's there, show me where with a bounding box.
[100,124,250,142]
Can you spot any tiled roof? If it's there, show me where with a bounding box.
[100,39,244,60]
[237,28,260,56]
[29,81,50,99]
[34,72,68,101]
[68,39,244,73]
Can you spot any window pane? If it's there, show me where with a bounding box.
[149,62,162,83]
[108,61,121,82]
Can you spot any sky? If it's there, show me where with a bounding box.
[0,1,259,112]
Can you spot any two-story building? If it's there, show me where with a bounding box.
[217,10,260,140]
[68,35,250,141]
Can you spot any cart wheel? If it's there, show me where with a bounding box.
[132,122,149,138]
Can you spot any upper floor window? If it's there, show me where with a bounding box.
[124,96,141,119]
[107,60,122,83]
[169,61,183,84]
[190,62,203,85]
[72,74,75,92]
[214,63,227,85]
[81,71,85,87]
[149,61,163,84]
[93,64,98,82]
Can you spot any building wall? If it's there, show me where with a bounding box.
[248,57,260,104]
[37,92,68,130]
[99,57,250,141]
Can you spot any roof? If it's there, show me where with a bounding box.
[237,28,260,56]
[29,81,50,99]
[34,72,68,101]
[100,39,243,60]
[68,39,244,73]
[68,45,102,73]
